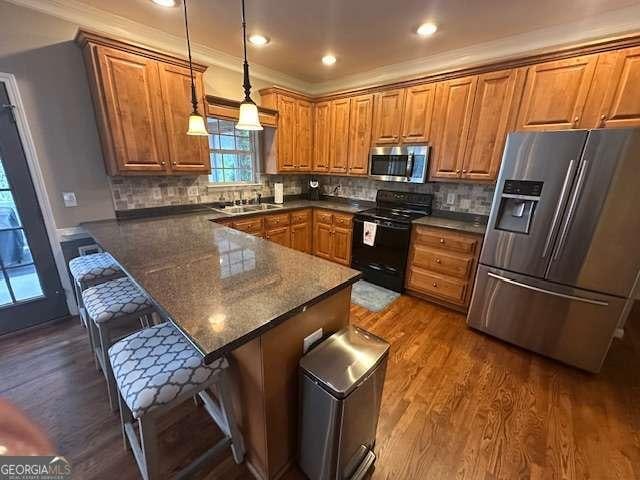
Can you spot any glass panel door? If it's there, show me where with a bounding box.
[0,82,67,334]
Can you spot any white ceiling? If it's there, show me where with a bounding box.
[9,0,640,93]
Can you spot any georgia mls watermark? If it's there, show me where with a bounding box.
[0,456,71,480]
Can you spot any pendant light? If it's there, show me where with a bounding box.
[183,0,208,136]
[236,0,263,131]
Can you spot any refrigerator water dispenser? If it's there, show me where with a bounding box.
[494,180,543,234]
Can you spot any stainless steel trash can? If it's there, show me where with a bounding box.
[299,325,389,480]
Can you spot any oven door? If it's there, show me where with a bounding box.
[351,217,412,292]
[369,145,428,183]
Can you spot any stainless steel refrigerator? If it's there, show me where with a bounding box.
[467,128,640,372]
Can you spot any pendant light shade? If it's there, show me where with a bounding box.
[236,0,263,131]
[187,113,209,136]
[183,0,209,136]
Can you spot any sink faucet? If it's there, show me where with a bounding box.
[257,193,262,204]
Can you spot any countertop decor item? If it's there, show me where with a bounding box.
[183,0,208,136]
[235,0,263,131]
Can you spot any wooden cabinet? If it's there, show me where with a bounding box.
[313,210,353,266]
[430,76,478,180]
[77,31,210,176]
[313,101,331,172]
[329,99,351,174]
[401,84,435,143]
[582,46,640,129]
[515,55,598,131]
[158,63,210,173]
[275,94,297,171]
[461,69,524,181]
[406,225,481,311]
[372,89,406,144]
[265,225,291,247]
[296,100,313,171]
[232,217,264,236]
[347,94,374,175]
[290,209,312,253]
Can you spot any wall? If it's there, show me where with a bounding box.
[0,1,273,229]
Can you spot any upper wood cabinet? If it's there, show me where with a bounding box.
[372,89,406,144]
[313,101,331,172]
[515,55,598,131]
[430,76,478,180]
[401,84,436,143]
[329,98,351,174]
[581,46,640,129]
[77,31,210,176]
[296,100,313,171]
[347,94,374,175]
[275,94,297,171]
[461,69,524,181]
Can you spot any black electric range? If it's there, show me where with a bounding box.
[351,190,432,292]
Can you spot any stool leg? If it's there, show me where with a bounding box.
[97,323,119,412]
[217,369,246,464]
[139,415,159,480]
[89,319,101,372]
[118,393,133,451]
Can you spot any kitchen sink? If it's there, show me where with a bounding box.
[210,203,284,216]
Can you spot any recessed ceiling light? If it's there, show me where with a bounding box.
[151,0,177,6]
[322,54,337,66]
[417,22,438,37]
[249,34,269,46]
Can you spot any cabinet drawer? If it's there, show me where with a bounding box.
[314,210,333,225]
[407,267,467,304]
[291,209,311,225]
[411,245,473,280]
[333,213,353,228]
[233,217,263,234]
[264,213,290,228]
[414,226,478,254]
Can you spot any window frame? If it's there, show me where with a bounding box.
[207,117,261,188]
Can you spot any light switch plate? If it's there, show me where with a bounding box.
[187,186,199,197]
[62,192,77,207]
[447,193,456,205]
[303,328,323,354]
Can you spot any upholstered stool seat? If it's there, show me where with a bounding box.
[69,252,123,288]
[109,323,245,480]
[83,277,155,411]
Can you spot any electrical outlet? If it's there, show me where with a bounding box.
[460,199,470,210]
[62,192,77,207]
[303,328,323,354]
[187,186,199,197]
[446,193,456,205]
[151,187,162,200]
[167,187,176,197]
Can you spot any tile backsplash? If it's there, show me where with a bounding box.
[109,174,495,215]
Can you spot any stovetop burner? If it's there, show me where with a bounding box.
[357,207,425,223]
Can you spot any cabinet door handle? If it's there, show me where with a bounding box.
[439,238,445,244]
[462,169,467,174]
[435,258,441,264]
[573,116,580,127]
[161,161,166,166]
[432,282,438,288]
[172,162,177,166]
[455,169,460,174]
[600,114,607,127]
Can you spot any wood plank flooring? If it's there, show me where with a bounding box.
[0,296,638,479]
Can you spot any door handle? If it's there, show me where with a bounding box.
[542,159,576,258]
[552,159,588,261]
[487,272,608,306]
[405,152,414,178]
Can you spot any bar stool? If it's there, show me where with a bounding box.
[83,276,155,411]
[108,323,245,480]
[68,252,124,354]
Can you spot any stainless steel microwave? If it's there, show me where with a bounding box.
[368,145,429,183]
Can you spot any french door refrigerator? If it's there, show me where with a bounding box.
[467,128,640,372]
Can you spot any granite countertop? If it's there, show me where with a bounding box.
[82,212,361,363]
[412,214,487,235]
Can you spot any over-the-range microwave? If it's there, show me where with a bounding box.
[368,144,430,183]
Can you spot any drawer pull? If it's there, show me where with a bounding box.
[432,282,438,287]
[439,238,445,244]
[435,258,441,264]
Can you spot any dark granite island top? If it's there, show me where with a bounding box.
[81,212,361,364]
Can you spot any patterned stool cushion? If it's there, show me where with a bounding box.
[108,323,228,418]
[69,252,122,285]
[83,277,152,324]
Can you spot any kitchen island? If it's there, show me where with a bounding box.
[82,212,361,479]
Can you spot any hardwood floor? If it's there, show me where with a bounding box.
[1,296,638,479]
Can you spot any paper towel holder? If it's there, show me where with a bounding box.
[274,182,284,204]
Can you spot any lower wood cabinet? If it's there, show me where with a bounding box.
[313,210,353,266]
[290,209,312,253]
[406,225,482,312]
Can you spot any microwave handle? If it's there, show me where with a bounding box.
[405,152,414,178]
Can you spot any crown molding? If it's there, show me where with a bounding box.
[306,3,640,95]
[5,0,313,93]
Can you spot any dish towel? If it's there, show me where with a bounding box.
[363,221,377,247]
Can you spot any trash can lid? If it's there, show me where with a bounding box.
[300,325,389,399]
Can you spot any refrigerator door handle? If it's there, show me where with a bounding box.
[542,159,576,258]
[552,159,589,261]
[487,272,609,306]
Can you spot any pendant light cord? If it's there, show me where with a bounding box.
[183,0,199,114]
[240,0,253,103]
